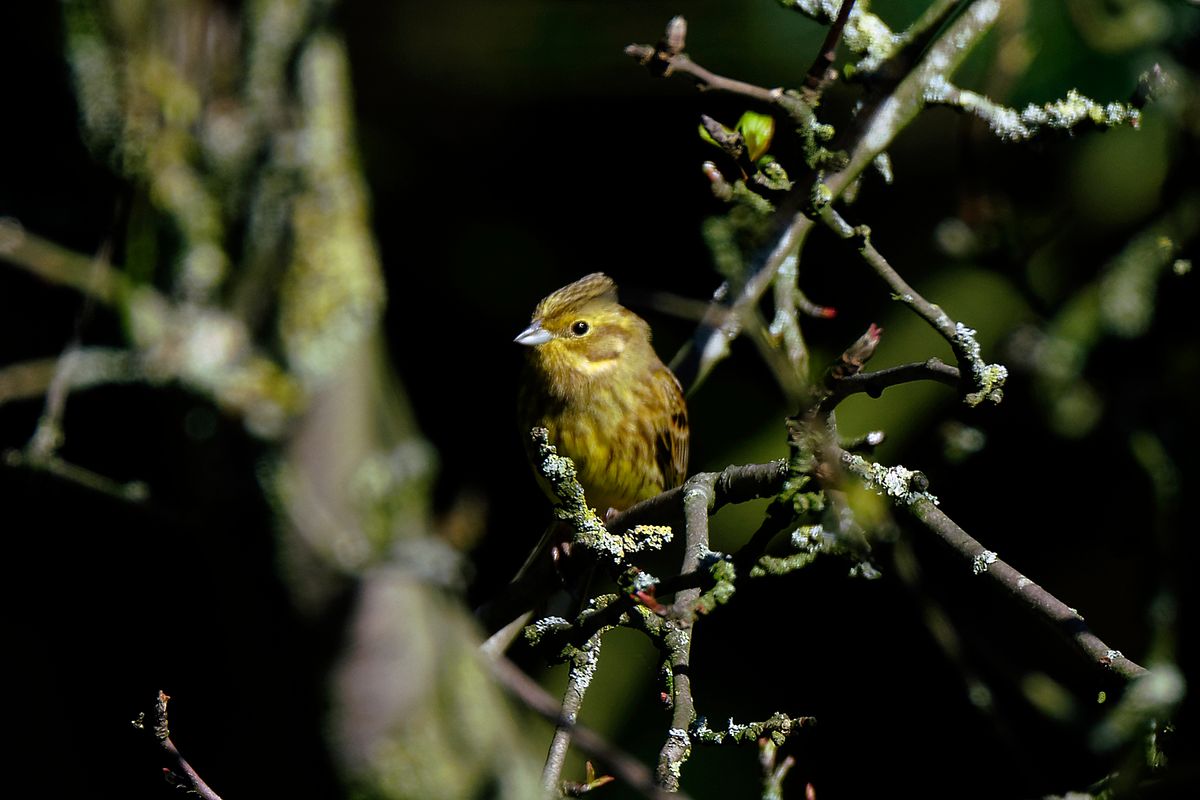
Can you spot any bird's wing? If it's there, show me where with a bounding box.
[653,366,689,491]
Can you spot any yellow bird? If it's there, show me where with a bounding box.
[515,273,689,514]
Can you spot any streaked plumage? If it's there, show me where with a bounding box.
[515,273,689,513]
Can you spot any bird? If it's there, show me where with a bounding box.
[515,272,689,515]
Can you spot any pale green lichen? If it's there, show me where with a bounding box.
[842,452,939,506]
[629,570,660,593]
[924,78,1141,143]
[350,440,440,556]
[775,2,899,71]
[692,712,811,747]
[774,0,845,23]
[690,718,719,744]
[622,525,676,555]
[568,636,602,692]
[279,35,386,385]
[751,524,835,578]
[537,431,681,563]
[872,152,893,184]
[663,728,691,778]
[523,616,572,647]
[128,292,303,437]
[808,115,835,142]
[532,429,673,561]
[844,9,900,73]
[954,323,1007,406]
[809,180,833,213]
[972,550,998,575]
[694,554,737,614]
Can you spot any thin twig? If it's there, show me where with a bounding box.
[4,449,150,502]
[0,218,126,304]
[0,349,141,405]
[801,0,857,98]
[490,656,690,800]
[133,691,225,800]
[608,460,787,537]
[907,493,1149,681]
[624,45,809,121]
[821,206,1006,405]
[26,237,114,462]
[820,358,961,411]
[543,635,603,794]
[839,450,1149,682]
[821,207,956,339]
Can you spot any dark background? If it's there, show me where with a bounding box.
[2,1,1198,798]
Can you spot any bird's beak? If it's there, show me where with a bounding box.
[514,321,553,346]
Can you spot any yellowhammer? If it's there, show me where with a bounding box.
[515,273,689,513]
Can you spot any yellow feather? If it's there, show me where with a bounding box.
[516,273,689,513]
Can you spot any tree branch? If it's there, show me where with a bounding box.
[0,349,141,405]
[655,474,716,790]
[490,656,690,800]
[801,0,857,99]
[820,358,961,412]
[839,450,1150,681]
[821,206,1007,405]
[543,634,603,794]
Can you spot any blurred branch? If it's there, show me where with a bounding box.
[132,691,224,800]
[0,349,141,406]
[0,218,126,304]
[4,448,149,502]
[1016,194,1200,437]
[758,738,797,800]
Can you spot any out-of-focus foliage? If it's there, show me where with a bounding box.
[0,0,1196,798]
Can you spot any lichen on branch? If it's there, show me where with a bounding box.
[530,428,675,562]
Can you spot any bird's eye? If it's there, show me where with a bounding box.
[571,320,590,336]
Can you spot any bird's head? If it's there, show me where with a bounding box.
[515,273,650,386]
